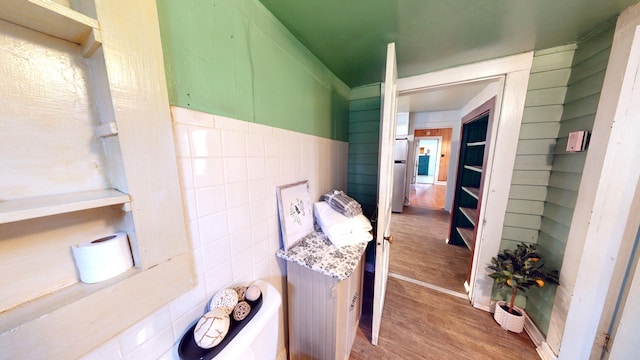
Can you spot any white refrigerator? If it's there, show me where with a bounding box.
[392,139,408,213]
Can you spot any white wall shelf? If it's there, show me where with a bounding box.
[0,189,130,224]
[0,0,101,57]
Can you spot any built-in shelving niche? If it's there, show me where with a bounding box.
[448,98,496,254]
[0,2,192,358]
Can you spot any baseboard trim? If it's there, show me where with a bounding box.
[277,347,287,360]
[524,313,557,360]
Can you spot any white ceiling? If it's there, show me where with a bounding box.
[397,78,499,114]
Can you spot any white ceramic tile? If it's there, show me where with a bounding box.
[252,238,269,264]
[190,126,222,157]
[191,247,205,277]
[173,123,191,158]
[247,157,265,180]
[204,261,233,295]
[183,189,197,221]
[246,132,265,157]
[249,121,273,136]
[227,204,251,233]
[214,114,249,132]
[225,181,249,208]
[192,158,224,188]
[252,258,270,281]
[171,106,214,127]
[265,157,280,179]
[195,185,226,217]
[271,253,287,278]
[187,219,200,248]
[80,337,122,360]
[264,135,279,158]
[119,306,172,355]
[251,219,269,245]
[122,326,174,360]
[231,247,253,279]
[267,225,281,253]
[198,212,229,247]
[177,158,194,190]
[233,267,254,285]
[265,177,281,197]
[223,158,248,183]
[169,276,207,321]
[221,130,247,157]
[202,236,231,271]
[158,345,180,360]
[267,213,279,237]
[248,178,267,202]
[229,226,252,256]
[171,305,203,349]
[250,198,273,224]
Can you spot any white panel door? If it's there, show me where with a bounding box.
[371,42,398,346]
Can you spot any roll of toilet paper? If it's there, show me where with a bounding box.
[72,232,133,284]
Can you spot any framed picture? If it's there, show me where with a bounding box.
[276,180,314,251]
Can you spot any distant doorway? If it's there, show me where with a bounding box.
[413,137,441,184]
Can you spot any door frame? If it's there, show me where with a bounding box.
[397,52,533,309]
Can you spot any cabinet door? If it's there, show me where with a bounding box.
[336,255,364,360]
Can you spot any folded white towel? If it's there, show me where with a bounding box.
[314,201,373,247]
[325,231,373,248]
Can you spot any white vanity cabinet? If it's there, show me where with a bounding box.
[277,233,366,360]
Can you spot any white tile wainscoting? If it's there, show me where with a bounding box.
[81,106,348,359]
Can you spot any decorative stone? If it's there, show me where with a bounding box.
[234,286,247,301]
[209,288,238,314]
[245,284,261,301]
[193,308,230,349]
[233,301,251,321]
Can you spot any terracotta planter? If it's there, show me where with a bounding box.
[493,300,525,333]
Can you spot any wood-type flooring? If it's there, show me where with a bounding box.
[349,183,537,359]
[409,183,446,209]
[389,205,469,294]
[349,276,539,359]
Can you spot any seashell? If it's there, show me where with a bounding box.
[193,308,230,349]
[233,301,251,321]
[245,284,261,301]
[209,288,238,314]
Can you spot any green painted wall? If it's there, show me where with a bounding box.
[530,22,615,335]
[495,45,575,313]
[496,22,615,335]
[347,84,381,270]
[501,44,576,251]
[156,0,350,141]
[347,85,381,218]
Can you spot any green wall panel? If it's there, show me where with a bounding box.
[156,0,350,141]
[530,23,614,335]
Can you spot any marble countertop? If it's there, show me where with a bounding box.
[276,230,369,280]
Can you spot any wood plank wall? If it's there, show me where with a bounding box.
[414,128,452,182]
[497,44,576,327]
[532,23,615,336]
[347,96,381,219]
[501,44,576,249]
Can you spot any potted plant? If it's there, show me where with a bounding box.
[487,242,559,333]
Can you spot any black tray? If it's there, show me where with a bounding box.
[178,294,263,360]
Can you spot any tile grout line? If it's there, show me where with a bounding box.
[388,272,468,300]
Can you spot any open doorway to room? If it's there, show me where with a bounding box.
[414,138,440,185]
[389,78,501,297]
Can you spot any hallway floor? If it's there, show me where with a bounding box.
[350,275,538,359]
[350,183,539,359]
[409,183,446,209]
[389,206,468,294]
